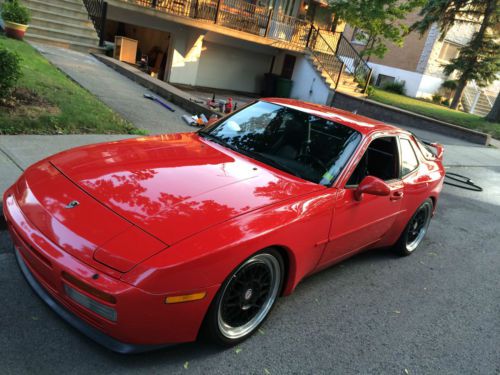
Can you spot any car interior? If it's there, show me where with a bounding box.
[346,137,400,187]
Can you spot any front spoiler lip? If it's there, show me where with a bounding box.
[14,248,174,354]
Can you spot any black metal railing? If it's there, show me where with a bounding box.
[334,33,373,93]
[117,0,311,49]
[83,0,107,46]
[307,26,344,90]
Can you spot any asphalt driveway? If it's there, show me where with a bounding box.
[0,132,499,374]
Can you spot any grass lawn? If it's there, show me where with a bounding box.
[0,35,144,135]
[369,88,500,139]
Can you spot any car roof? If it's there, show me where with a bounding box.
[262,98,403,137]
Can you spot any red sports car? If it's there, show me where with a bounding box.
[3,99,445,353]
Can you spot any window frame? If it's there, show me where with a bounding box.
[437,41,461,63]
[398,136,420,178]
[344,134,402,189]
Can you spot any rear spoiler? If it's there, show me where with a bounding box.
[422,140,444,160]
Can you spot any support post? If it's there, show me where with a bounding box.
[363,67,373,94]
[193,0,199,18]
[306,24,314,49]
[214,0,222,24]
[152,0,158,8]
[99,1,108,47]
[335,62,344,91]
[264,8,274,37]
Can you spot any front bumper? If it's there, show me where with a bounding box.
[14,248,167,354]
[3,190,219,352]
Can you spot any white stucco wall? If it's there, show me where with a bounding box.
[369,63,425,97]
[369,62,447,98]
[195,41,274,93]
[169,30,206,86]
[290,56,331,105]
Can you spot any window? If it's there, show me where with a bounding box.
[375,74,396,87]
[201,101,362,185]
[400,138,419,176]
[347,137,399,186]
[438,41,461,62]
[351,28,369,46]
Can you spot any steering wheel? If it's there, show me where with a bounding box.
[297,153,327,173]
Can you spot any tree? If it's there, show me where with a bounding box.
[412,0,499,110]
[328,0,425,60]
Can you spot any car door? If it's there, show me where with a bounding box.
[316,135,405,269]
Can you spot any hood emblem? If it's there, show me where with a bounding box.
[65,200,80,209]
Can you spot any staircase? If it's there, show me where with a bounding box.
[21,0,103,53]
[462,84,496,117]
[306,28,372,98]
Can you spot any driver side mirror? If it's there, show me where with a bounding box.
[354,176,391,201]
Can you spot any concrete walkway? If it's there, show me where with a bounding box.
[32,44,193,135]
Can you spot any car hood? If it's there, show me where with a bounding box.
[49,133,323,246]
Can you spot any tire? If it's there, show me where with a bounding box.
[394,198,433,256]
[202,249,284,346]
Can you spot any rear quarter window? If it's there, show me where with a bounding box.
[400,138,419,176]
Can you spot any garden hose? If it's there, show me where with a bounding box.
[444,172,483,192]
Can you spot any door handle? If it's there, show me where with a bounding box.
[390,191,404,201]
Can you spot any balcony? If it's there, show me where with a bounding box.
[105,0,312,51]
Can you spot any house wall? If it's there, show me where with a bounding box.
[342,10,428,72]
[290,55,332,105]
[422,22,478,78]
[195,41,274,93]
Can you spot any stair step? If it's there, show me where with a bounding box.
[25,34,104,54]
[23,0,86,12]
[30,17,97,37]
[28,8,93,28]
[23,0,88,18]
[27,25,99,44]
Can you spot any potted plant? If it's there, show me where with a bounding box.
[1,0,31,40]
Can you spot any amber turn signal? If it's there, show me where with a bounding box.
[165,292,207,304]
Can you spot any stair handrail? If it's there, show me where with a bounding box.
[82,0,108,47]
[307,25,345,91]
[333,32,373,93]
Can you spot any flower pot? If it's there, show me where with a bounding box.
[4,21,29,40]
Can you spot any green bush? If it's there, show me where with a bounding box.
[382,81,406,95]
[432,93,443,104]
[0,47,22,98]
[1,0,31,25]
[366,85,375,96]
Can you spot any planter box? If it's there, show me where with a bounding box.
[4,21,29,40]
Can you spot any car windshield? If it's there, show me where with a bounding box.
[199,101,362,185]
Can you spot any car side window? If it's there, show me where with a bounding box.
[400,138,419,176]
[346,136,399,186]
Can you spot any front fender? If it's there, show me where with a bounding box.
[121,189,336,295]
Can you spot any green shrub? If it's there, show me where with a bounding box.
[366,85,375,96]
[382,81,406,95]
[1,0,31,25]
[0,47,22,98]
[432,93,443,103]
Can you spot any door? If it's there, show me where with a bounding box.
[317,136,404,268]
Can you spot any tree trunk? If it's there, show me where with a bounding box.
[486,93,500,122]
[449,0,495,110]
[450,76,467,109]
